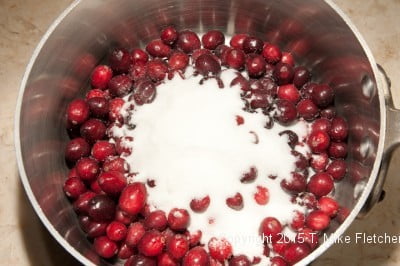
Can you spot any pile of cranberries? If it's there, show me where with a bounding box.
[64,26,350,265]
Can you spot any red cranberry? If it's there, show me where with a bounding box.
[290,210,305,231]
[126,222,146,247]
[329,117,348,141]
[131,48,149,64]
[296,228,318,250]
[109,98,125,123]
[183,246,210,266]
[80,217,109,238]
[125,255,157,266]
[167,234,189,259]
[86,88,109,100]
[280,172,306,194]
[250,90,271,109]
[106,221,127,242]
[262,44,282,64]
[274,99,297,124]
[98,171,127,196]
[108,74,133,97]
[311,118,331,133]
[147,59,168,81]
[297,99,318,121]
[240,166,257,183]
[192,48,213,62]
[190,195,210,212]
[186,230,202,246]
[229,255,251,266]
[195,54,221,76]
[274,63,294,85]
[90,65,113,89]
[93,236,118,258]
[272,235,291,256]
[158,252,179,266]
[278,84,300,103]
[300,82,317,99]
[202,30,225,50]
[242,36,263,54]
[118,243,135,260]
[67,99,89,125]
[308,130,330,153]
[109,48,132,73]
[259,217,282,242]
[88,194,116,222]
[90,179,103,194]
[246,54,266,78]
[318,196,339,217]
[270,256,288,266]
[226,192,244,210]
[307,172,334,197]
[177,30,201,54]
[254,185,269,205]
[306,210,331,231]
[103,157,126,173]
[132,80,156,106]
[208,237,233,262]
[87,97,109,118]
[310,153,329,172]
[168,208,190,231]
[145,210,168,231]
[65,138,90,162]
[146,39,171,58]
[293,66,311,88]
[119,183,147,215]
[161,26,178,45]
[63,177,87,199]
[76,157,99,181]
[138,230,166,257]
[225,49,246,70]
[230,74,250,91]
[230,34,248,50]
[92,141,116,162]
[326,159,347,181]
[129,62,147,81]
[281,52,294,66]
[168,51,189,71]
[80,119,106,143]
[311,84,334,108]
[283,243,311,264]
[73,191,96,214]
[236,115,245,125]
[320,106,336,119]
[328,142,348,158]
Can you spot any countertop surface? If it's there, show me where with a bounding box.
[1,0,400,265]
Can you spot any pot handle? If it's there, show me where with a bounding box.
[358,64,400,218]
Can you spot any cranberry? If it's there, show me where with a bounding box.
[278,84,300,103]
[320,106,336,119]
[118,244,135,260]
[272,235,291,256]
[119,183,147,215]
[225,49,246,70]
[326,159,347,181]
[63,177,87,199]
[168,208,190,231]
[125,255,157,266]
[318,196,339,217]
[90,179,103,194]
[145,210,168,231]
[88,194,116,222]
[109,48,132,73]
[147,59,168,81]
[294,192,318,209]
[297,99,318,121]
[80,119,106,143]
[226,192,244,210]
[86,89,108,100]
[292,150,309,172]
[92,141,116,162]
[115,208,134,225]
[281,52,294,66]
[132,80,156,105]
[311,118,331,133]
[242,36,263,54]
[73,191,96,214]
[190,195,210,212]
[103,157,126,173]
[65,138,90,162]
[240,166,257,183]
[158,252,179,266]
[307,172,334,197]
[195,54,221,76]
[230,34,248,50]
[146,39,171,58]
[108,74,133,97]
[254,186,269,205]
[306,210,331,231]
[289,210,305,231]
[67,99,89,125]
[229,255,251,266]
[270,256,288,266]
[293,66,311,88]
[274,63,294,85]
[311,84,334,108]
[202,30,225,50]
[308,130,330,153]
[274,99,297,124]
[168,51,189,71]
[167,234,189,259]
[108,98,125,123]
[230,74,250,91]
[126,222,146,247]
[93,236,118,258]
[262,44,282,64]
[250,90,270,109]
[236,115,245,125]
[106,221,127,242]
[300,82,316,99]
[87,97,109,118]
[192,48,213,61]
[98,171,127,196]
[328,142,348,158]
[283,243,311,264]
[90,65,113,89]
[310,153,329,172]
[76,157,99,181]
[177,30,201,54]
[259,217,282,242]
[161,26,178,45]
[131,48,149,64]
[138,230,166,257]
[182,246,210,266]
[280,172,306,194]
[336,206,350,224]
[208,237,233,261]
[129,61,147,81]
[329,117,348,141]
[296,228,318,250]
[246,54,266,78]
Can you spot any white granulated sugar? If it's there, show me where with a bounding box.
[113,67,308,262]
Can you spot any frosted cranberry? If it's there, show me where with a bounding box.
[168,51,189,71]
[292,150,309,173]
[229,255,251,266]
[76,157,99,181]
[63,177,86,199]
[326,159,347,181]
[329,117,348,141]
[88,194,116,222]
[108,74,133,97]
[115,136,134,155]
[73,191,96,214]
[118,243,135,260]
[129,62,147,81]
[132,80,156,105]
[250,90,271,109]
[310,153,329,172]
[158,252,178,266]
[311,118,331,133]
[146,39,171,58]
[94,236,118,258]
[262,44,282,64]
[202,30,225,50]
[87,97,109,118]
[125,255,157,266]
[67,99,89,125]
[119,183,147,215]
[281,52,294,66]
[230,34,248,50]
[246,54,266,78]
[109,48,132,73]
[274,63,294,85]
[293,66,311,88]
[275,99,297,124]
[126,222,146,247]
[226,192,244,210]
[145,210,168,231]
[65,138,90,162]
[92,141,116,162]
[80,119,106,143]
[308,130,330,153]
[259,217,282,242]
[306,210,330,231]
[283,243,311,264]
[115,208,134,225]
[208,237,232,262]
[240,166,257,183]
[300,82,317,99]
[328,142,348,158]
[265,63,275,78]
[186,230,202,247]
[183,246,209,266]
[138,230,165,257]
[225,49,246,70]
[280,172,306,194]
[296,228,318,250]
[177,30,201,53]
[254,186,269,205]
[294,192,318,209]
[106,221,127,241]
[320,106,336,119]
[108,98,125,123]
[297,99,318,120]
[167,234,189,259]
[318,196,339,217]
[161,26,178,45]
[90,65,113,89]
[278,84,300,103]
[195,54,221,76]
[311,84,334,108]
[307,172,334,197]
[290,210,305,231]
[98,171,126,196]
[230,74,250,91]
[242,36,263,54]
[131,48,149,64]
[86,89,108,100]
[270,256,288,266]
[190,195,210,212]
[168,208,190,231]
[103,157,126,173]
[147,59,168,81]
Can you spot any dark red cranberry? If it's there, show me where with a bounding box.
[138,230,165,257]
[92,141,116,162]
[168,208,190,231]
[229,255,251,266]
[90,65,113,89]
[126,222,146,247]
[106,221,127,242]
[192,48,213,62]
[177,30,201,54]
[109,48,132,73]
[76,157,99,181]
[93,236,118,258]
[88,194,116,222]
[226,192,244,210]
[274,63,294,85]
[310,153,329,172]
[262,44,282,64]
[246,54,266,78]
[259,217,282,242]
[182,246,210,266]
[146,39,171,58]
[80,119,106,143]
[202,30,225,50]
[195,54,221,76]
[254,185,269,205]
[67,99,89,125]
[281,52,294,66]
[125,255,157,266]
[86,89,109,100]
[260,77,278,96]
[270,256,288,266]
[131,48,149,64]
[293,66,311,88]
[308,130,330,153]
[306,210,331,231]
[280,172,307,194]
[282,243,311,264]
[311,84,334,108]
[230,74,250,91]
[242,36,263,54]
[300,82,317,99]
[103,156,126,173]
[230,34,248,50]
[225,49,246,70]
[119,183,147,215]
[147,59,168,81]
[118,243,135,260]
[208,237,233,262]
[240,167,257,183]
[311,118,331,133]
[145,210,168,231]
[329,117,348,141]
[73,191,96,214]
[278,84,300,103]
[63,177,87,199]
[307,172,334,197]
[108,74,133,97]
[167,234,189,259]
[274,99,297,124]
[82,218,109,238]
[132,80,156,105]
[158,252,179,266]
[297,99,318,120]
[320,106,336,119]
[168,51,189,71]
[98,171,127,196]
[161,26,178,45]
[115,208,134,225]
[129,62,147,81]
[109,98,125,123]
[87,97,109,118]
[290,210,305,231]
[326,159,347,181]
[250,90,271,109]
[318,196,339,217]
[336,206,350,224]
[328,142,348,158]
[65,138,90,162]
[190,195,210,212]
